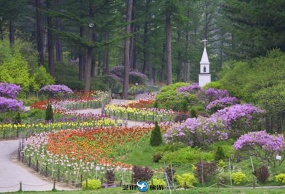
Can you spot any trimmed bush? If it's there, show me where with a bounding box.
[275,173,285,184]
[231,172,247,185]
[82,179,101,190]
[132,166,154,183]
[253,165,269,185]
[45,103,53,122]
[150,121,163,147]
[149,178,166,188]
[175,173,197,188]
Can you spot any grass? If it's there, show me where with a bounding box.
[10,187,285,194]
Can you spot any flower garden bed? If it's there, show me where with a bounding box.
[21,124,171,186]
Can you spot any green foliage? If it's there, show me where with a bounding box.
[189,104,207,117]
[31,66,54,91]
[152,152,163,163]
[45,103,53,122]
[0,40,54,92]
[27,109,45,120]
[150,121,163,147]
[82,179,101,190]
[149,178,166,187]
[92,75,122,93]
[195,161,217,183]
[231,172,247,185]
[275,173,285,184]
[155,82,189,111]
[203,81,223,90]
[214,146,226,161]
[13,112,21,124]
[207,139,235,159]
[175,173,198,188]
[219,50,285,115]
[162,147,214,164]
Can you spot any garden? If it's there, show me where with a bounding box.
[2,81,285,193]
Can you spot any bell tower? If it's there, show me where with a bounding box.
[198,39,211,87]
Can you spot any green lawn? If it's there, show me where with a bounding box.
[11,187,285,194]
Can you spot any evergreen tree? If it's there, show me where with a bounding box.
[45,103,54,122]
[150,121,163,147]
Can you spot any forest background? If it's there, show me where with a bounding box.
[0,0,285,103]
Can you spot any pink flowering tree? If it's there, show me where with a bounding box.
[234,131,285,166]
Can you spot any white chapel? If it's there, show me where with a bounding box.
[198,40,211,87]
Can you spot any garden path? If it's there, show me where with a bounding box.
[0,93,150,192]
[0,140,74,193]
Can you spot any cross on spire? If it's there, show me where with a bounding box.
[202,39,208,48]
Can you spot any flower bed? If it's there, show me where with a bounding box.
[22,124,170,186]
[31,91,111,113]
[0,117,121,139]
[104,104,176,122]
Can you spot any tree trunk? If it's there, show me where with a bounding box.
[177,30,182,82]
[46,0,55,77]
[84,4,94,94]
[79,25,85,81]
[165,12,172,85]
[160,43,166,83]
[55,0,63,62]
[122,0,133,99]
[35,0,44,66]
[103,32,109,75]
[9,20,15,48]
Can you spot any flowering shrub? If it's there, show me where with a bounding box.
[40,84,73,97]
[233,131,285,165]
[211,104,264,135]
[206,97,239,112]
[197,88,229,104]
[0,83,21,99]
[129,71,147,85]
[164,117,226,147]
[0,97,25,112]
[177,83,201,93]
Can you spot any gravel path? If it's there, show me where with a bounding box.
[0,95,150,193]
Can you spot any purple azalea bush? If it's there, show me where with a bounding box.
[165,103,264,147]
[197,88,229,104]
[234,131,285,165]
[206,97,239,112]
[177,83,201,93]
[40,84,73,96]
[0,83,21,99]
[164,117,227,147]
[212,104,264,132]
[0,97,25,112]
